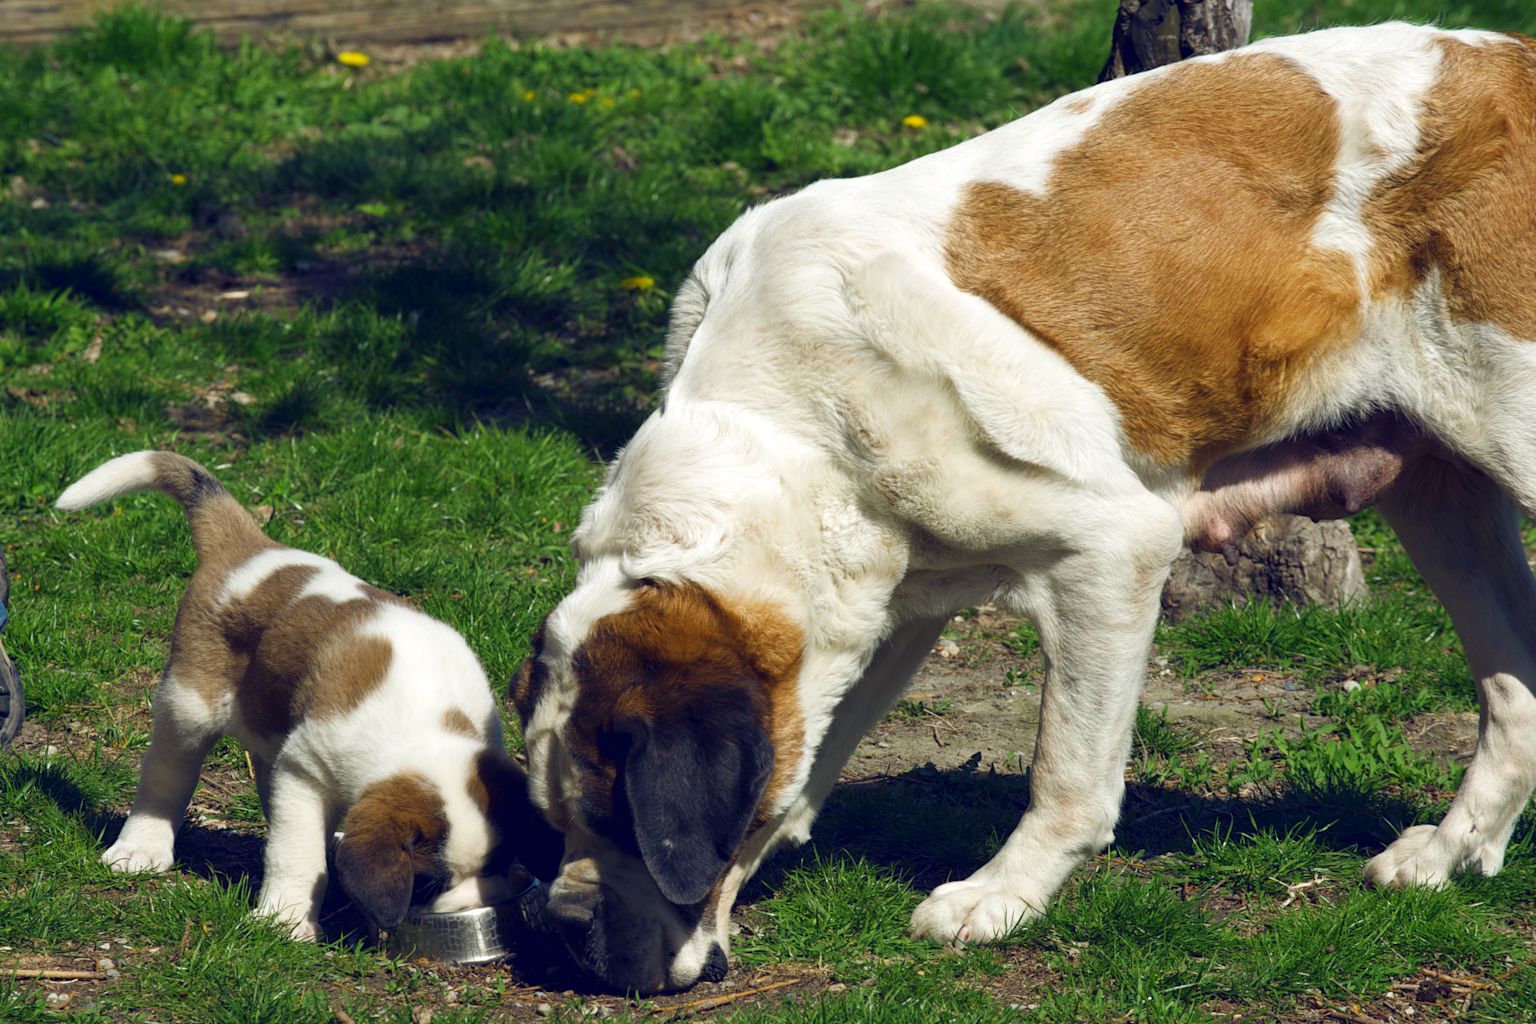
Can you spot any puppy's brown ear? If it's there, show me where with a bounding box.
[470,751,566,882]
[336,774,446,928]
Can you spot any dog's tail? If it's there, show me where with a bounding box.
[56,451,268,563]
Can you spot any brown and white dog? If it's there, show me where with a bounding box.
[514,23,1536,992]
[59,451,560,940]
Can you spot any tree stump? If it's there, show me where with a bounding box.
[1099,0,1255,81]
[1161,516,1368,621]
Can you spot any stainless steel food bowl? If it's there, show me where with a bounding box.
[382,876,549,965]
[329,832,549,965]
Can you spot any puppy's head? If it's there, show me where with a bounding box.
[512,578,802,993]
[336,750,564,928]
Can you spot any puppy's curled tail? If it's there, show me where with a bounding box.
[56,451,267,563]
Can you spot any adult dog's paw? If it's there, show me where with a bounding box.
[1364,824,1453,889]
[100,841,174,874]
[909,876,1044,946]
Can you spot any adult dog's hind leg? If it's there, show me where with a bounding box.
[1365,457,1536,887]
[909,497,1181,944]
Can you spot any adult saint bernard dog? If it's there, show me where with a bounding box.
[513,23,1536,992]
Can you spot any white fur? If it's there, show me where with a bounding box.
[55,451,161,510]
[73,486,513,940]
[529,21,1536,986]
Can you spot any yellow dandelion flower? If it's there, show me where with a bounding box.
[620,275,655,292]
[522,89,536,102]
[568,91,589,104]
[169,173,187,186]
[901,114,928,129]
[336,51,370,68]
[598,95,616,108]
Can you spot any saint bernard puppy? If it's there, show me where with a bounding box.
[514,23,1536,992]
[59,452,560,940]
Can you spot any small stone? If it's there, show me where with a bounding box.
[99,942,112,950]
[536,1004,553,1017]
[935,638,960,659]
[45,992,72,1009]
[97,957,115,972]
[826,983,848,993]
[1342,679,1361,693]
[43,745,59,757]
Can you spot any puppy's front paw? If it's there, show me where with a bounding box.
[1364,824,1451,889]
[101,841,175,874]
[909,876,1044,946]
[254,903,321,942]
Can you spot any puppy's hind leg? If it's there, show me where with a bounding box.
[102,672,223,873]
[1365,457,1536,887]
[254,763,333,942]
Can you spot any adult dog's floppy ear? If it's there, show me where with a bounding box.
[621,697,774,906]
[336,775,446,928]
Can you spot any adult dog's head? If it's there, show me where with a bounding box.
[512,566,804,993]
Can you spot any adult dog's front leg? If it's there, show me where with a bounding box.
[910,511,1179,944]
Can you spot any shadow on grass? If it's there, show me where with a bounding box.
[750,761,1432,898]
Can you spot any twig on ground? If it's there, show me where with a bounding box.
[176,918,193,956]
[333,1005,358,1024]
[931,724,945,747]
[660,978,800,1017]
[1327,1008,1388,1024]
[1125,802,1194,828]
[1273,875,1326,908]
[1425,969,1497,991]
[4,968,104,980]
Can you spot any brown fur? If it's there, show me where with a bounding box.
[561,582,804,829]
[148,451,274,570]
[443,708,479,738]
[1363,36,1536,335]
[169,554,407,736]
[945,54,1360,466]
[338,770,450,920]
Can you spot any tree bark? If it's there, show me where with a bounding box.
[1099,0,1254,81]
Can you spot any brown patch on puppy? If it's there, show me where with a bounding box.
[166,557,402,736]
[336,772,448,927]
[946,53,1359,465]
[1062,96,1093,115]
[443,708,479,738]
[1363,36,1536,337]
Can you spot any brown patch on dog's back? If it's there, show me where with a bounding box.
[168,556,403,735]
[1363,36,1536,337]
[443,708,479,738]
[946,53,1359,465]
[566,582,804,825]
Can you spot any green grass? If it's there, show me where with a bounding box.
[4,1,1536,1021]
